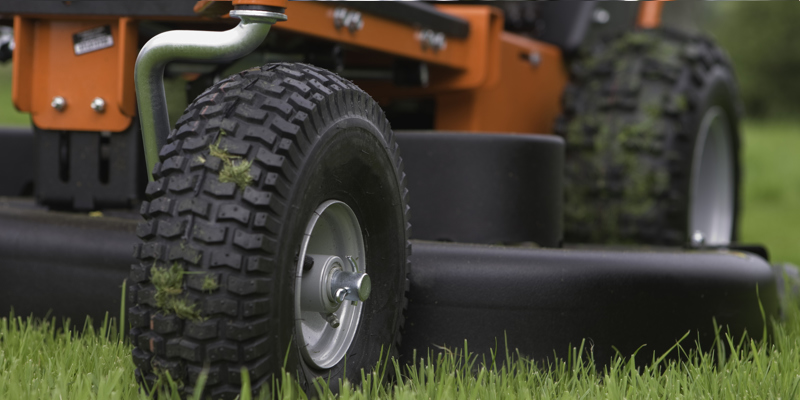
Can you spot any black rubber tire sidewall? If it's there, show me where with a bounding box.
[276,120,407,390]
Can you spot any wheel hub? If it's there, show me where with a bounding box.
[294,200,367,369]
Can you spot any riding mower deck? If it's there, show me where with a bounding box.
[0,1,788,397]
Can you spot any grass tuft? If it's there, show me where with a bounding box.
[220,159,254,190]
[201,274,219,293]
[209,131,253,190]
[151,262,201,321]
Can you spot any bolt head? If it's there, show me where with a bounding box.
[691,230,705,247]
[91,97,106,113]
[51,96,66,111]
[325,313,340,328]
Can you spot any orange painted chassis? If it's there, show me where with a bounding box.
[10,1,663,135]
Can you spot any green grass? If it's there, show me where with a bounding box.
[3,298,800,399]
[740,119,800,266]
[0,63,31,126]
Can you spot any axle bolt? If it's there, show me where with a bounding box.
[91,97,106,113]
[51,96,66,111]
[330,271,371,303]
[691,230,705,248]
[325,313,340,328]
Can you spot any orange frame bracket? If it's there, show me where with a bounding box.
[637,1,668,29]
[12,15,138,132]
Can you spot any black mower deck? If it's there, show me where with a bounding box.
[0,199,779,365]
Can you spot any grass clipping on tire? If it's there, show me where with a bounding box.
[151,262,202,321]
[209,130,253,190]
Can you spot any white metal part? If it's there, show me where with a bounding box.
[333,7,364,32]
[90,97,106,113]
[295,200,366,369]
[689,106,735,246]
[51,96,66,112]
[691,230,705,248]
[134,8,285,180]
[419,29,446,52]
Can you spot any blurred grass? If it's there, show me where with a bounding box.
[0,63,29,126]
[740,119,800,266]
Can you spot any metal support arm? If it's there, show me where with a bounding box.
[134,9,286,180]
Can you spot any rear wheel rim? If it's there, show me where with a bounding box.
[295,200,366,369]
[689,106,735,246]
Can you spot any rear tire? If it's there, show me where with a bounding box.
[556,29,741,246]
[128,63,410,398]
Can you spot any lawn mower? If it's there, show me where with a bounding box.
[0,1,787,398]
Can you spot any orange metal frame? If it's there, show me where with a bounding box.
[9,1,664,135]
[12,16,137,132]
[637,1,669,29]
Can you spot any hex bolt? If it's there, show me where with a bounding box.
[419,29,447,52]
[333,7,347,29]
[91,97,106,113]
[325,313,340,328]
[333,8,363,32]
[51,96,66,112]
[345,11,364,32]
[691,230,705,248]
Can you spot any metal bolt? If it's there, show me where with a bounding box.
[593,8,610,25]
[325,313,340,328]
[330,270,371,303]
[420,29,446,52]
[333,7,347,29]
[51,96,66,112]
[345,11,363,32]
[91,97,106,113]
[691,230,705,248]
[333,8,364,32]
[528,51,541,67]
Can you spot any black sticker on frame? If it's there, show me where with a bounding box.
[73,25,113,55]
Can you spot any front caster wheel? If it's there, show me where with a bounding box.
[128,63,410,399]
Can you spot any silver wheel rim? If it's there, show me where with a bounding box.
[689,106,735,246]
[295,200,366,369]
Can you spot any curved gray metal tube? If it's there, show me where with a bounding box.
[135,11,285,180]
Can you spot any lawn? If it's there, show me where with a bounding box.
[0,63,30,126]
[3,296,800,399]
[2,55,800,399]
[740,119,800,266]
